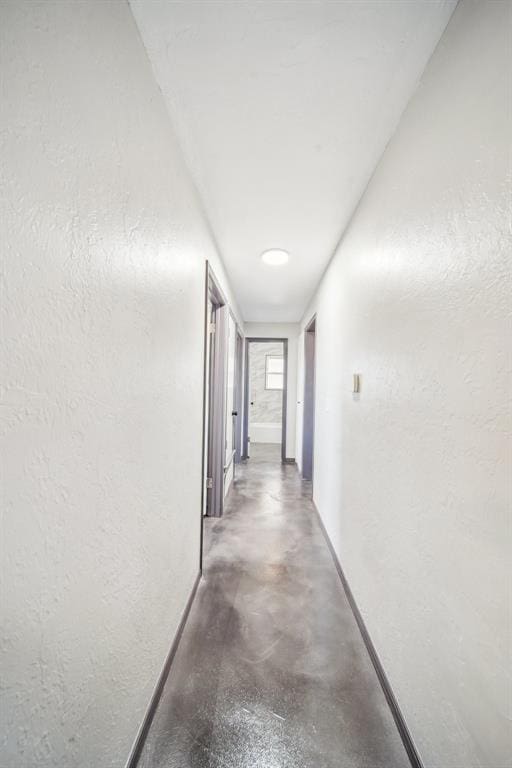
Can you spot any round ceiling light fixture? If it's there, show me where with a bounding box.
[260,248,289,266]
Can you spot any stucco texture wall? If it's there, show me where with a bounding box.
[0,2,238,766]
[296,2,512,766]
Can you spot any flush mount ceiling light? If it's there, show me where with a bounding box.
[260,248,290,266]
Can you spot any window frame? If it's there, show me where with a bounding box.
[265,354,284,391]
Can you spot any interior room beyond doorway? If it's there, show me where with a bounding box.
[247,340,285,462]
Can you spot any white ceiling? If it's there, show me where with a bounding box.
[131,0,456,322]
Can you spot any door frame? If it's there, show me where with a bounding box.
[200,262,228,568]
[242,337,288,464]
[302,314,316,483]
[223,310,243,492]
[233,326,244,464]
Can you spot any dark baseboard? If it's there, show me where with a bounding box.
[125,571,202,768]
[311,503,424,768]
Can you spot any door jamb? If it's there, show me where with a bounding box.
[302,314,317,484]
[200,262,228,571]
[224,309,243,489]
[233,325,244,465]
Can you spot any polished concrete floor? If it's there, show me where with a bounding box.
[139,443,409,768]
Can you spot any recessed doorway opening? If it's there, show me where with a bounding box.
[200,263,244,569]
[302,315,316,484]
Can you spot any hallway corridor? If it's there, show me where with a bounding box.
[139,445,409,768]
[3,2,510,765]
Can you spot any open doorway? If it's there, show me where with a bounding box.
[200,263,243,569]
[224,312,244,495]
[233,328,244,464]
[243,338,288,464]
[202,264,227,523]
[302,315,316,483]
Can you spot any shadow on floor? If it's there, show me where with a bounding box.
[138,444,409,768]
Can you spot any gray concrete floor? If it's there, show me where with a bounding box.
[138,443,410,768]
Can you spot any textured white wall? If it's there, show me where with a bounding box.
[245,323,299,460]
[296,2,512,766]
[0,2,239,767]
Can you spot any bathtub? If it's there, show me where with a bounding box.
[249,421,282,444]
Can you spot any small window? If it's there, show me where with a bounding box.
[265,355,284,390]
